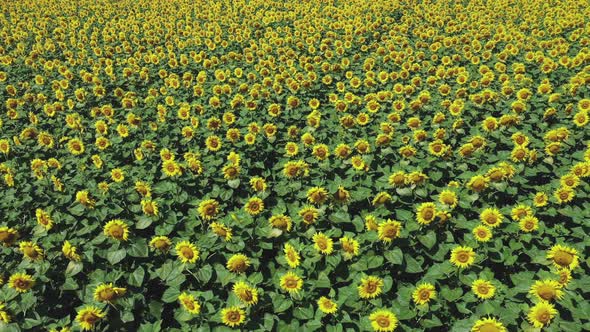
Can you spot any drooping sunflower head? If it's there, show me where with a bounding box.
[62,240,81,261]
[75,306,105,331]
[35,208,54,230]
[93,283,126,303]
[178,292,201,314]
[307,186,329,205]
[317,296,338,314]
[226,254,250,273]
[0,226,19,246]
[358,276,383,299]
[377,219,402,243]
[141,199,159,216]
[19,241,44,261]
[450,246,476,268]
[175,241,199,264]
[220,306,246,328]
[471,279,496,299]
[529,279,563,301]
[233,281,258,306]
[412,283,436,305]
[198,199,220,220]
[103,219,129,241]
[210,222,232,241]
[149,236,172,252]
[547,244,579,270]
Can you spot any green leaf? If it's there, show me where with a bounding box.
[384,248,403,265]
[161,286,180,303]
[107,249,127,265]
[129,239,149,257]
[272,295,293,313]
[128,266,145,287]
[418,231,436,249]
[65,261,83,277]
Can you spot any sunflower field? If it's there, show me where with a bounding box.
[0,0,589,331]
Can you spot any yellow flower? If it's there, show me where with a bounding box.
[340,236,360,259]
[527,301,557,328]
[210,222,232,241]
[307,186,329,205]
[269,214,293,231]
[103,219,129,241]
[358,276,383,299]
[249,176,267,192]
[467,175,489,192]
[75,306,105,331]
[284,243,301,268]
[226,254,250,273]
[110,168,124,182]
[8,272,35,292]
[471,279,496,299]
[149,236,172,252]
[511,204,533,221]
[175,241,199,264]
[178,292,201,314]
[479,208,503,228]
[369,309,398,332]
[35,208,54,230]
[519,215,539,232]
[547,244,579,270]
[76,190,95,208]
[412,283,436,305]
[67,138,85,155]
[233,281,258,306]
[62,241,81,261]
[205,135,222,151]
[312,232,334,255]
[94,283,126,303]
[450,246,476,268]
[554,186,574,204]
[0,226,19,246]
[472,225,492,242]
[439,190,458,208]
[19,241,44,261]
[377,219,402,242]
[529,279,563,301]
[416,202,437,225]
[471,317,506,332]
[280,271,303,294]
[317,296,338,314]
[198,199,220,220]
[220,306,246,328]
[533,192,548,207]
[299,205,319,225]
[244,197,264,216]
[0,301,10,323]
[141,199,159,216]
[162,160,182,177]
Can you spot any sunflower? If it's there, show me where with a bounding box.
[249,176,267,192]
[555,269,571,286]
[140,199,159,216]
[76,306,105,331]
[519,215,539,232]
[94,283,126,303]
[312,144,330,161]
[0,226,19,246]
[340,236,360,259]
[103,219,129,241]
[284,142,299,157]
[317,296,338,314]
[221,306,246,328]
[472,225,492,242]
[149,236,172,252]
[369,309,398,332]
[178,292,201,314]
[313,232,334,255]
[511,204,533,221]
[471,279,496,299]
[307,186,329,205]
[198,199,220,220]
[67,138,85,155]
[244,197,264,216]
[358,276,383,299]
[284,243,301,268]
[205,135,222,151]
[547,244,579,270]
[19,241,44,261]
[280,271,303,294]
[110,168,124,182]
[334,186,351,203]
[162,160,182,177]
[62,241,81,261]
[35,208,54,230]
[450,246,476,268]
[226,254,250,273]
[75,190,95,208]
[467,175,489,192]
[529,279,563,301]
[412,283,436,305]
[175,241,199,264]
[527,301,557,328]
[377,219,402,242]
[471,317,507,332]
[554,186,574,204]
[479,208,503,228]
[8,272,35,292]
[269,214,293,231]
[233,281,258,306]
[372,192,392,206]
[439,190,458,208]
[533,192,548,207]
[210,222,232,241]
[299,205,319,225]
[416,202,437,225]
[0,302,10,323]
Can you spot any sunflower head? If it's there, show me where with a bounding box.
[178,292,201,314]
[175,241,199,264]
[312,232,334,255]
[527,301,557,328]
[103,219,129,241]
[471,279,496,299]
[94,283,126,303]
[547,244,579,270]
[280,271,303,294]
[220,306,246,327]
[358,276,383,299]
[198,199,220,220]
[369,309,398,332]
[226,254,250,273]
[412,283,436,305]
[149,236,172,252]
[471,317,507,332]
[8,272,35,292]
[233,281,258,306]
[377,219,402,242]
[450,246,476,268]
[317,296,338,314]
